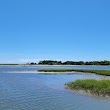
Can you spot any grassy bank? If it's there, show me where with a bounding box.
[66,79,110,97]
[38,69,110,76]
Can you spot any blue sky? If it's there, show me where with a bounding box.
[0,0,110,63]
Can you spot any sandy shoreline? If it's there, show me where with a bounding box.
[6,71,82,74]
[36,71,83,74]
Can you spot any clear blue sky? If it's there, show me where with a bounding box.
[0,0,110,63]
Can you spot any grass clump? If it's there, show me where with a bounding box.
[38,69,110,76]
[66,79,110,97]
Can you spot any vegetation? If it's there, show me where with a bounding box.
[29,62,37,65]
[38,60,62,65]
[38,60,110,65]
[66,79,110,97]
[38,69,110,76]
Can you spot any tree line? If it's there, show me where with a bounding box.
[29,60,110,65]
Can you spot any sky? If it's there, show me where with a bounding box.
[0,0,110,64]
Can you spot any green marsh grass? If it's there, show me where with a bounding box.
[66,79,110,97]
[38,69,110,76]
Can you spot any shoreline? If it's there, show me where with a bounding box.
[66,79,110,98]
[38,69,110,76]
[6,71,83,74]
[36,71,84,75]
[0,65,110,67]
[5,71,110,79]
[65,87,110,98]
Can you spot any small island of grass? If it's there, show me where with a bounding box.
[38,69,110,76]
[66,79,110,97]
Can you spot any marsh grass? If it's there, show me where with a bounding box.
[66,79,110,97]
[38,69,110,76]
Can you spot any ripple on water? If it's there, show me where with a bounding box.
[0,66,110,110]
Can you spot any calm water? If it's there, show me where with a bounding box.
[0,65,110,110]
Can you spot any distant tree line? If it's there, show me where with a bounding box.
[34,60,110,65]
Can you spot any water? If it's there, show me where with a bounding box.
[0,65,110,110]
